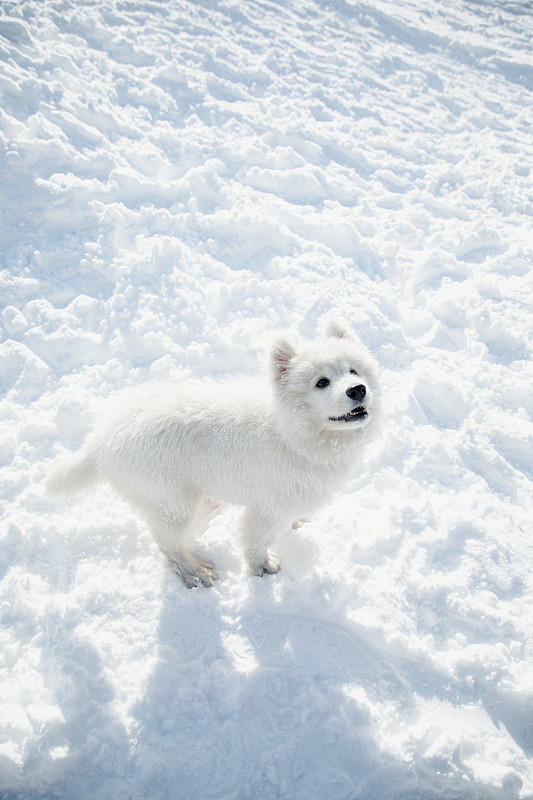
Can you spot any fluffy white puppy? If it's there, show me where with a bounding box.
[46,317,381,587]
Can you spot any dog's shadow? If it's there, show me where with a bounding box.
[128,543,530,800]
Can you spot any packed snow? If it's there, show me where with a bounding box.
[1,0,532,797]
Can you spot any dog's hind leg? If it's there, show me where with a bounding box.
[144,502,219,588]
[189,496,222,535]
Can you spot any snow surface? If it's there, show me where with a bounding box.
[1,0,532,797]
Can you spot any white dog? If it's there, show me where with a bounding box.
[46,317,381,587]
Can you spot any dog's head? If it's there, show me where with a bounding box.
[271,317,381,437]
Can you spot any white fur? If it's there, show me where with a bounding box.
[46,317,381,587]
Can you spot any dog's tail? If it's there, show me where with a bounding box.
[45,449,99,500]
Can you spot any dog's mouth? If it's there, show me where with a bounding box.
[329,406,368,423]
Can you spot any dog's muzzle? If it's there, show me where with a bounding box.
[329,406,368,423]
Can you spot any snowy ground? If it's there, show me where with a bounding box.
[1,0,532,797]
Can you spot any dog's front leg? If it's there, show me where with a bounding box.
[242,508,284,577]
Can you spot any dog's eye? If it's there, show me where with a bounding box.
[316,378,330,388]
[350,369,358,376]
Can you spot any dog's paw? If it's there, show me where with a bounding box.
[195,559,219,587]
[250,549,281,577]
[169,555,219,588]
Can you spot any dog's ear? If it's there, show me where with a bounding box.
[325,316,355,341]
[271,336,296,379]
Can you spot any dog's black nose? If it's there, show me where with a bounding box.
[346,384,366,402]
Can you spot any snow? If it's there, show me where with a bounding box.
[1,0,532,797]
